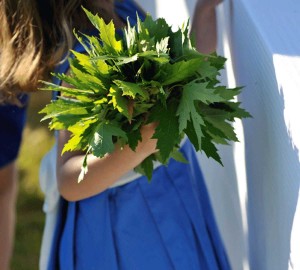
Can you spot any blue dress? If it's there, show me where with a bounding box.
[47,1,231,269]
[0,95,28,168]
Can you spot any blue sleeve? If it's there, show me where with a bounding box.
[0,95,28,168]
[115,0,146,24]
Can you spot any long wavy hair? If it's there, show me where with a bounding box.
[0,0,114,104]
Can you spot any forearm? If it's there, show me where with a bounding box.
[0,162,18,270]
[57,125,157,201]
[191,2,219,54]
[57,145,150,201]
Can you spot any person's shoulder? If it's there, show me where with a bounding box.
[0,95,28,115]
[0,96,28,168]
[115,0,146,23]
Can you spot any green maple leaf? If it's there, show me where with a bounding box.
[63,133,83,153]
[157,58,204,85]
[168,28,184,59]
[138,51,169,63]
[113,80,149,100]
[89,122,127,157]
[70,50,95,74]
[134,154,155,181]
[221,101,252,120]
[197,61,219,79]
[77,32,104,57]
[149,101,180,163]
[169,148,188,163]
[209,53,227,70]
[214,86,242,100]
[82,7,122,54]
[73,30,96,56]
[137,14,170,45]
[201,132,223,165]
[70,65,107,92]
[127,127,142,151]
[62,118,97,153]
[39,81,95,102]
[204,114,238,142]
[204,121,230,145]
[54,114,96,131]
[108,85,130,120]
[177,82,224,149]
[71,50,111,79]
[40,98,91,121]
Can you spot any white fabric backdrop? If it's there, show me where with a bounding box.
[135,0,197,29]
[198,0,300,268]
[228,0,300,269]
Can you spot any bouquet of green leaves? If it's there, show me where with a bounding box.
[40,8,251,181]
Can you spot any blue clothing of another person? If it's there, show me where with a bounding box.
[0,95,28,168]
[47,1,231,269]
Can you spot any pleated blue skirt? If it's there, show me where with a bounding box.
[48,140,231,270]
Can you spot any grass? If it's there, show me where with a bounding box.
[11,91,55,270]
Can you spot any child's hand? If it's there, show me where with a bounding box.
[135,123,158,157]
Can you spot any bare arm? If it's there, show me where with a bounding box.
[0,162,18,270]
[56,123,157,202]
[191,0,223,54]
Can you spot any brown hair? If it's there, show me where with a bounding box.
[0,0,114,104]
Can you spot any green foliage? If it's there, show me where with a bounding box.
[40,10,251,181]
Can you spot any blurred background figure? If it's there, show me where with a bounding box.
[0,1,54,268]
[0,98,28,270]
[190,0,223,54]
